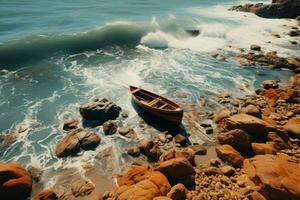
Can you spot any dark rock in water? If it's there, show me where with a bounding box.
[205,127,214,135]
[63,118,79,131]
[33,189,58,200]
[55,128,101,158]
[290,40,298,45]
[118,126,137,139]
[250,44,261,51]
[166,183,187,200]
[0,163,32,200]
[229,0,300,19]
[102,120,117,135]
[79,98,121,122]
[261,79,279,89]
[288,30,300,37]
[185,29,200,36]
[138,139,161,161]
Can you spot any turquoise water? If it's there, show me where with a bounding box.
[0,0,298,176]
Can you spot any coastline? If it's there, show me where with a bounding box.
[0,1,299,200]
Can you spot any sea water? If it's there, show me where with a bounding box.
[0,0,299,183]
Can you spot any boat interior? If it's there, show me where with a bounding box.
[131,88,178,111]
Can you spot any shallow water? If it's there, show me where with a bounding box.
[0,0,298,188]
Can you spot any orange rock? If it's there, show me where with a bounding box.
[244,154,300,200]
[251,142,277,155]
[0,163,32,200]
[284,116,300,138]
[174,148,195,165]
[32,189,57,200]
[216,145,244,168]
[153,197,172,200]
[166,183,187,200]
[154,157,195,187]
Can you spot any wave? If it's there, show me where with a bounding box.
[0,22,151,67]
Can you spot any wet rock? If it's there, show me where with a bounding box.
[244,154,300,200]
[240,104,261,118]
[261,80,279,89]
[205,127,214,135]
[190,145,207,155]
[174,134,187,145]
[186,29,200,36]
[128,146,141,157]
[33,189,58,200]
[118,127,137,139]
[102,120,117,135]
[63,119,79,131]
[27,166,43,183]
[138,139,161,161]
[154,157,196,187]
[284,116,300,138]
[229,0,300,19]
[218,114,272,139]
[174,148,195,165]
[251,142,277,155]
[290,40,298,45]
[55,128,101,158]
[199,121,212,128]
[250,44,261,51]
[216,145,244,168]
[166,183,187,200]
[79,98,121,121]
[71,179,95,197]
[220,165,235,177]
[216,54,226,61]
[214,110,231,123]
[0,163,32,200]
[217,129,251,154]
[289,30,300,37]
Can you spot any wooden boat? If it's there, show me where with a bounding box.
[129,86,183,125]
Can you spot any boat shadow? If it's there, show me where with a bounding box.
[131,100,190,143]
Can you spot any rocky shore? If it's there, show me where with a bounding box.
[1,3,300,200]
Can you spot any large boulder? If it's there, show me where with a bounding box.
[55,128,101,158]
[216,145,244,168]
[244,154,300,200]
[0,163,32,200]
[79,98,121,121]
[284,116,300,138]
[154,157,195,187]
[218,114,273,139]
[217,129,252,154]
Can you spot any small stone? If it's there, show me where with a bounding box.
[121,111,128,118]
[63,119,79,131]
[250,45,261,51]
[205,127,214,135]
[203,167,221,176]
[102,120,117,135]
[220,165,235,177]
[174,134,186,144]
[210,158,221,167]
[261,80,279,89]
[190,145,207,155]
[200,121,212,128]
[127,146,140,157]
[118,127,137,139]
[216,54,226,61]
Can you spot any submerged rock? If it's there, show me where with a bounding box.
[102,120,117,135]
[63,118,79,131]
[79,98,121,122]
[0,163,32,200]
[118,127,137,139]
[71,179,95,197]
[55,128,101,158]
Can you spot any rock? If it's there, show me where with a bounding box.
[173,134,187,145]
[218,114,272,139]
[55,128,101,158]
[287,57,300,69]
[160,149,176,161]
[290,41,298,45]
[240,104,261,118]
[148,145,162,161]
[79,98,121,121]
[210,158,221,167]
[214,110,231,123]
[102,120,117,135]
[246,191,267,200]
[185,29,200,36]
[203,167,221,176]
[174,148,195,165]
[71,179,95,197]
[190,145,207,155]
[216,54,226,61]
[118,127,137,139]
[138,139,161,161]
[250,44,261,51]
[244,154,300,200]
[166,183,187,200]
[33,189,58,200]
[128,147,141,157]
[229,0,300,19]
[216,145,244,168]
[267,132,290,150]
[251,142,277,155]
[154,157,196,187]
[217,129,252,154]
[27,166,43,183]
[63,119,79,131]
[205,127,214,135]
[289,30,300,37]
[220,165,235,176]
[153,197,172,200]
[0,163,32,200]
[284,116,300,138]
[139,139,154,153]
[261,80,279,89]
